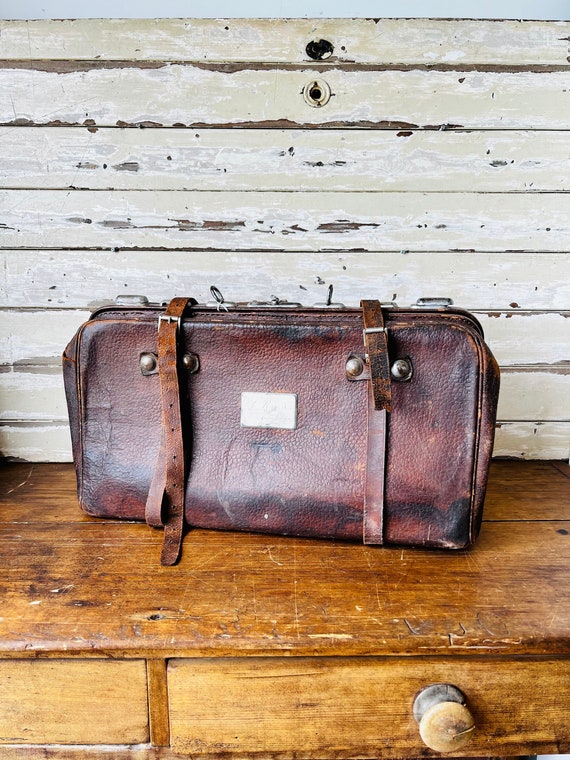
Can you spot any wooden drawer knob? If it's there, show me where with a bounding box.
[413,684,475,753]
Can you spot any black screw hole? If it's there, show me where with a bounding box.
[310,86,323,101]
[306,39,334,60]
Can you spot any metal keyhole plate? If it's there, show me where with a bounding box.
[303,79,331,108]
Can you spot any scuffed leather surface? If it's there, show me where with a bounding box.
[63,306,500,549]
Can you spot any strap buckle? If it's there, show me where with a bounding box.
[158,314,182,331]
[363,326,386,346]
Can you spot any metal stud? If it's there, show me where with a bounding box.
[391,357,413,382]
[346,356,365,378]
[140,352,158,375]
[182,353,200,374]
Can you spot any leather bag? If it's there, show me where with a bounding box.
[63,294,500,565]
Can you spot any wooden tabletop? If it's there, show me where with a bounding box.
[0,460,568,660]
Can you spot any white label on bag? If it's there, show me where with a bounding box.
[240,392,298,430]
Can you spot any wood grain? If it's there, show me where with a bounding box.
[1,19,569,65]
[0,459,567,755]
[484,460,570,520]
[147,659,170,747]
[167,656,570,757]
[0,747,537,760]
[0,461,568,658]
[0,659,148,744]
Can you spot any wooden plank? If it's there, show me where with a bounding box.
[484,460,570,521]
[2,127,569,192]
[0,422,72,461]
[478,311,570,366]
[0,491,568,657]
[147,659,170,747]
[0,463,89,523]
[0,748,206,759]
[0,747,185,759]
[0,367,68,420]
[167,656,570,757]
[494,421,570,459]
[0,19,569,66]
[497,368,570,421]
[1,192,570,251]
[2,67,570,129]
[1,364,567,423]
[2,249,568,310]
[0,659,148,744]
[0,310,88,364]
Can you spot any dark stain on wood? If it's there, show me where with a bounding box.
[303,160,347,167]
[172,219,246,232]
[191,119,423,130]
[0,59,168,72]
[4,117,474,131]
[422,123,465,130]
[501,365,570,374]
[3,59,569,73]
[317,221,381,233]
[113,162,140,172]
[99,219,135,229]
[115,120,164,129]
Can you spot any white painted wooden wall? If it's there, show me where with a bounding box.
[0,18,568,461]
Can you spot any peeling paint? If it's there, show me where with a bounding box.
[113,162,140,172]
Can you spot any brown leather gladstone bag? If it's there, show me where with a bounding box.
[63,295,500,565]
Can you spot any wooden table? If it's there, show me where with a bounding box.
[0,460,568,759]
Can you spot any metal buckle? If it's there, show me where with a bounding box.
[363,326,387,346]
[158,314,181,331]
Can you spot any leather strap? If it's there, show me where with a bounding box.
[363,403,387,544]
[145,297,190,565]
[361,299,392,413]
[361,300,390,544]
[146,429,166,528]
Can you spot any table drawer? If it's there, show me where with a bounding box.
[168,656,570,757]
[0,659,149,745]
